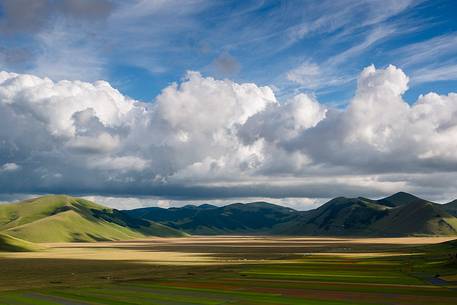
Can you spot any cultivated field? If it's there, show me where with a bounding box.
[1,236,457,304]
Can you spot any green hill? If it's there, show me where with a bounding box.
[0,195,185,243]
[0,233,41,252]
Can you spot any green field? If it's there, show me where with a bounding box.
[1,236,457,304]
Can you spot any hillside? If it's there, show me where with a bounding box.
[370,201,457,236]
[273,197,390,235]
[0,195,185,243]
[127,192,457,236]
[126,202,297,235]
[0,233,41,252]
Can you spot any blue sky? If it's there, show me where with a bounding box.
[1,0,456,105]
[1,0,457,208]
[113,0,457,106]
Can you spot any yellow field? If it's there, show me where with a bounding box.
[2,236,454,265]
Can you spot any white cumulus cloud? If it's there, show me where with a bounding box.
[1,65,457,203]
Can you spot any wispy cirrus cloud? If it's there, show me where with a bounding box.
[285,26,396,94]
[410,63,457,84]
[394,33,457,67]
[390,33,457,84]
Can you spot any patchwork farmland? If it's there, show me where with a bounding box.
[1,236,457,304]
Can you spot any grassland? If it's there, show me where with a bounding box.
[0,236,457,304]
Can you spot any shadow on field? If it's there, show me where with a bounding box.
[2,237,456,294]
[0,257,222,292]
[53,241,420,260]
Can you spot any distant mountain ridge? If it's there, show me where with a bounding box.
[126,192,457,236]
[128,201,296,235]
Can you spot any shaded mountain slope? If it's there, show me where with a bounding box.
[273,197,389,235]
[371,201,457,236]
[126,202,297,235]
[276,193,457,236]
[378,191,432,207]
[0,195,185,243]
[443,200,457,217]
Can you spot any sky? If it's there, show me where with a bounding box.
[1,0,457,210]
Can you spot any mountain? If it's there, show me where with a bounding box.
[273,192,457,236]
[2,193,455,241]
[378,191,430,207]
[273,197,389,235]
[370,201,457,236]
[126,201,297,235]
[128,204,218,224]
[276,193,457,236]
[0,195,185,243]
[126,192,457,236]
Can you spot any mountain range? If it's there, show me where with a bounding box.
[127,202,297,235]
[126,192,457,236]
[1,192,457,251]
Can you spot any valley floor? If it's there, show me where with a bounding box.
[1,236,457,304]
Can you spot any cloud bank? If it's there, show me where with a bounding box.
[1,65,457,203]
